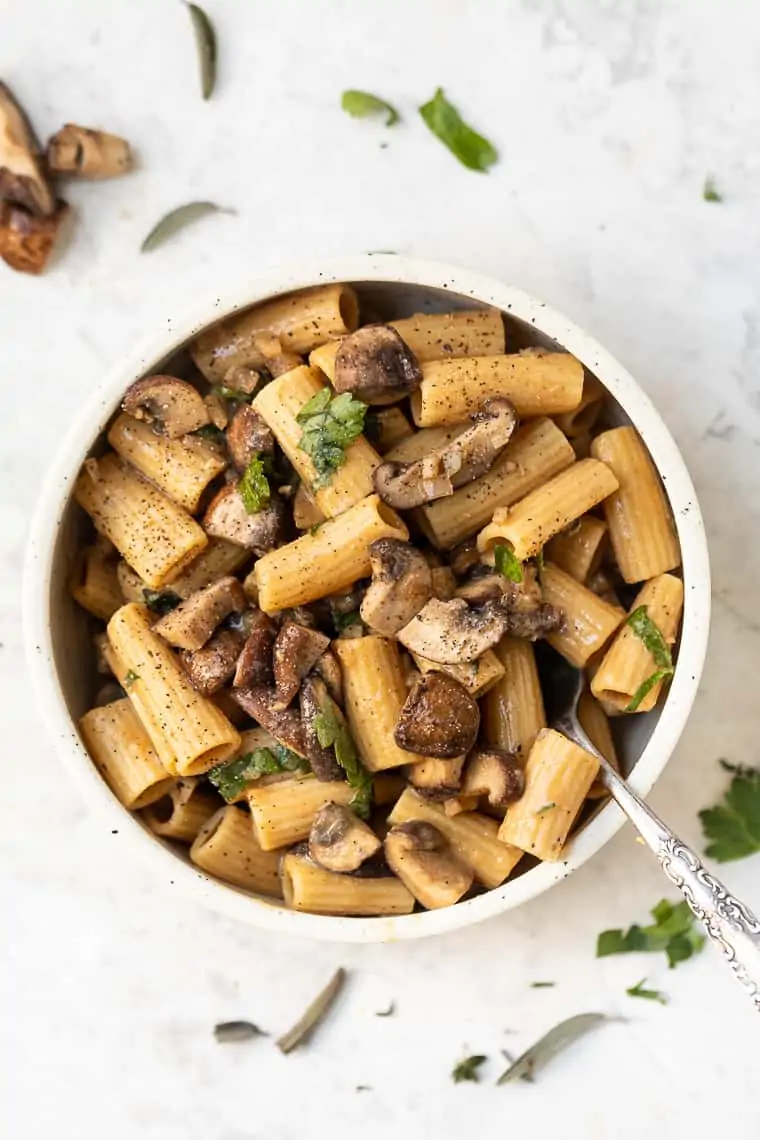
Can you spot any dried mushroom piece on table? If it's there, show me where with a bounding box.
[46,124,132,179]
[0,197,70,274]
[0,81,55,215]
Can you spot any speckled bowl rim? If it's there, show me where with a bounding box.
[23,255,711,943]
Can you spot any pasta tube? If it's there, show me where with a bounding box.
[477,458,619,561]
[107,603,241,775]
[411,350,584,427]
[590,426,681,583]
[281,854,414,916]
[247,776,353,850]
[540,562,626,668]
[75,453,208,588]
[107,412,226,512]
[497,729,599,860]
[254,494,408,612]
[374,407,414,453]
[545,515,608,583]
[418,418,575,549]
[482,636,546,759]
[388,789,522,888]
[69,541,123,620]
[332,637,429,771]
[591,573,684,713]
[253,365,381,517]
[190,806,283,896]
[554,374,606,437]
[79,698,174,809]
[191,284,359,382]
[142,778,220,841]
[578,691,620,799]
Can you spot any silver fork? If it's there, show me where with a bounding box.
[552,664,760,1010]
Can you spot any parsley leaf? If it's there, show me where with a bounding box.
[193,423,226,444]
[211,383,252,402]
[626,978,668,1005]
[334,610,361,633]
[341,90,399,127]
[452,1054,487,1083]
[313,699,373,818]
[142,588,182,616]
[239,454,272,514]
[419,88,498,173]
[703,177,723,202]
[699,761,760,862]
[296,388,367,488]
[123,669,140,687]
[597,899,705,969]
[208,745,308,802]
[624,605,675,711]
[494,543,523,583]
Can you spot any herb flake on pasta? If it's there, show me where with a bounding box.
[142,588,182,616]
[419,88,498,173]
[209,745,308,802]
[239,454,272,514]
[313,698,373,818]
[341,90,399,127]
[494,543,523,583]
[624,605,674,711]
[296,388,367,488]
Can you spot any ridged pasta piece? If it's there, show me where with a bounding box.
[247,776,353,851]
[190,806,283,896]
[545,515,608,583]
[142,777,220,841]
[107,412,226,512]
[482,636,546,759]
[79,698,174,809]
[281,854,414,916]
[69,542,123,620]
[540,562,626,668]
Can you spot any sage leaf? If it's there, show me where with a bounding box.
[186,2,217,100]
[276,968,347,1054]
[140,202,233,252]
[213,1020,266,1043]
[496,1013,612,1084]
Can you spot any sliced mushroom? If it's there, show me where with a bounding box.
[359,539,432,637]
[373,398,518,510]
[299,675,344,781]
[122,376,209,439]
[430,565,457,600]
[46,124,132,179]
[180,628,246,696]
[407,755,465,800]
[449,538,480,578]
[308,802,381,872]
[333,324,422,405]
[233,610,277,687]
[153,575,246,651]
[455,564,563,640]
[397,597,511,664]
[454,568,505,604]
[384,821,473,909]
[225,404,275,471]
[394,672,479,759]
[0,81,55,215]
[0,198,69,274]
[204,391,228,429]
[315,648,343,707]
[273,622,330,708]
[232,684,309,757]
[203,484,287,552]
[461,748,525,810]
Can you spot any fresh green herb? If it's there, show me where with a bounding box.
[341,90,399,127]
[624,605,674,711]
[375,1002,395,1017]
[496,1014,611,1085]
[296,388,367,487]
[308,523,322,536]
[626,978,668,1005]
[210,384,252,402]
[123,669,140,687]
[239,454,271,513]
[699,760,760,862]
[703,177,723,202]
[142,588,182,616]
[334,610,361,633]
[494,543,523,583]
[597,898,705,969]
[313,698,373,818]
[535,802,556,815]
[530,982,555,989]
[193,423,226,444]
[452,1055,487,1083]
[185,2,217,100]
[419,88,498,173]
[213,1020,266,1042]
[276,967,347,1054]
[208,745,308,802]
[141,202,233,252]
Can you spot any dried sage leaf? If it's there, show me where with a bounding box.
[496,1013,612,1085]
[213,1020,266,1043]
[140,202,233,252]
[186,2,217,100]
[276,967,347,1054]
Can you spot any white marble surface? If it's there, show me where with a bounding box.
[3,1,760,1136]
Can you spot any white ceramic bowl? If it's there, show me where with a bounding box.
[24,256,710,943]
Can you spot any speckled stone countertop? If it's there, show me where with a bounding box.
[2,2,759,1137]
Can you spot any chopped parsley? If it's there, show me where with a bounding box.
[597,898,705,969]
[494,542,523,583]
[193,423,226,444]
[419,88,498,173]
[626,978,668,1005]
[341,90,399,127]
[703,177,723,202]
[142,588,182,616]
[296,388,367,488]
[123,669,140,687]
[625,605,674,711]
[699,760,760,862]
[452,1054,487,1083]
[208,745,308,802]
[334,610,361,633]
[239,454,272,513]
[211,383,252,402]
[313,699,373,818]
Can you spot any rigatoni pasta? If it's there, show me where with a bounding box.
[540,562,626,668]
[190,805,283,896]
[545,515,608,583]
[482,636,546,758]
[107,412,226,512]
[79,698,174,808]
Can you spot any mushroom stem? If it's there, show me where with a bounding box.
[384,821,474,909]
[0,81,55,215]
[46,124,132,179]
[308,802,381,873]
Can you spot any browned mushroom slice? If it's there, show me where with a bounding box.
[204,391,228,429]
[46,124,132,179]
[0,81,55,215]
[180,628,246,697]
[308,802,381,872]
[153,575,246,651]
[398,597,511,664]
[315,648,343,706]
[233,610,277,687]
[203,484,287,552]
[122,376,209,439]
[394,672,479,759]
[384,821,473,909]
[449,538,480,578]
[333,324,422,405]
[454,568,506,604]
[0,198,69,274]
[407,755,465,800]
[299,675,345,781]
[359,538,432,637]
[225,404,275,471]
[232,684,309,757]
[373,398,518,509]
[461,748,525,810]
[273,622,331,709]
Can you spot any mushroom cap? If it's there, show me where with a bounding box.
[333,325,422,405]
[122,375,210,439]
[153,576,247,651]
[233,610,277,687]
[0,81,55,216]
[359,538,432,637]
[203,484,288,552]
[394,671,479,758]
[397,596,511,664]
[272,621,330,709]
[232,684,309,757]
[384,820,474,909]
[314,648,344,707]
[461,748,525,810]
[0,198,69,275]
[308,802,382,873]
[226,404,275,472]
[180,628,246,697]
